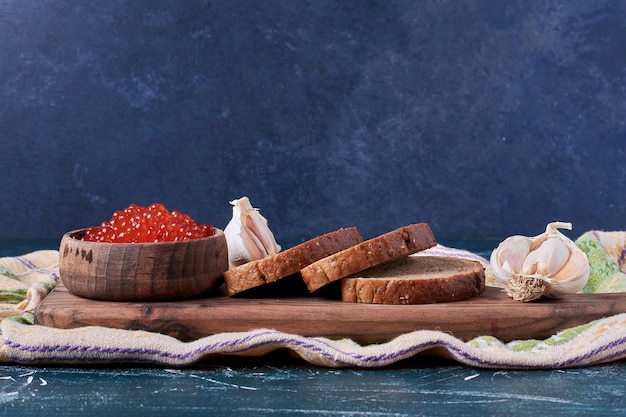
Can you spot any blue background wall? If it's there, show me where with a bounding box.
[1,1,625,244]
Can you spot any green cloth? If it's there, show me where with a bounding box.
[576,231,626,293]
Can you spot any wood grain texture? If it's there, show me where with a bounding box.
[34,284,626,344]
[59,229,228,301]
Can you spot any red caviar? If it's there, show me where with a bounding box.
[82,203,215,243]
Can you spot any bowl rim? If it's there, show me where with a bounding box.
[63,227,224,246]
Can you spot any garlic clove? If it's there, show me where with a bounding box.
[521,236,570,277]
[243,209,280,258]
[492,235,531,275]
[546,249,590,296]
[224,196,281,268]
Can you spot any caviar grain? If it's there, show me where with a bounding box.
[83,203,215,243]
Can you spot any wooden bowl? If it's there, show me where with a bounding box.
[59,228,228,301]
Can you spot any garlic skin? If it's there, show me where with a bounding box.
[224,196,281,268]
[490,222,590,302]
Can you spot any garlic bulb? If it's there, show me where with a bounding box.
[224,196,281,268]
[490,222,589,302]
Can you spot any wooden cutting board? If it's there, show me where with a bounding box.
[34,283,626,344]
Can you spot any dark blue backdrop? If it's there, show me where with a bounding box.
[1,0,625,244]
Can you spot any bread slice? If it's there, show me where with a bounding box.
[223,227,363,296]
[300,223,437,292]
[340,255,485,304]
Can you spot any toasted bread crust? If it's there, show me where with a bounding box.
[223,227,363,296]
[300,223,437,292]
[340,255,485,304]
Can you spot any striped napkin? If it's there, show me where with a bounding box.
[1,238,625,369]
